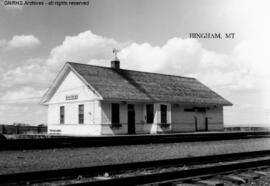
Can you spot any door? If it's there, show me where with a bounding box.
[160,104,167,124]
[205,117,209,131]
[128,104,135,134]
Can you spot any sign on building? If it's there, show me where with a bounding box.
[66,94,78,100]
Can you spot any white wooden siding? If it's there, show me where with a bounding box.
[48,124,101,136]
[47,70,102,124]
[206,107,224,130]
[171,105,223,132]
[48,71,100,104]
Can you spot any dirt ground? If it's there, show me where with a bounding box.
[0,138,270,175]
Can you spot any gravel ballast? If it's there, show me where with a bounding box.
[0,138,269,175]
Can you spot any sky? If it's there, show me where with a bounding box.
[0,0,269,126]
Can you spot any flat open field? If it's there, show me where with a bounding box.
[0,138,270,175]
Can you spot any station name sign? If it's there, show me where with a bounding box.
[66,94,78,100]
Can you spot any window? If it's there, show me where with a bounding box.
[146,104,154,123]
[78,104,84,124]
[60,106,65,124]
[160,104,167,124]
[111,103,120,124]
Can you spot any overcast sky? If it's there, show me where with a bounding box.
[0,0,269,126]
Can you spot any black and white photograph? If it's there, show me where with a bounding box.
[0,0,269,185]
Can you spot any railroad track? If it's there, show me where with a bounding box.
[0,150,270,186]
[1,131,270,150]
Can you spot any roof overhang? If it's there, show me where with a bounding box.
[101,98,232,106]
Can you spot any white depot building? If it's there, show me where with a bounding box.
[41,57,232,136]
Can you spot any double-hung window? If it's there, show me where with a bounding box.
[78,104,84,124]
[60,106,65,124]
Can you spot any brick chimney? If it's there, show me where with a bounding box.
[111,60,120,69]
[111,48,120,69]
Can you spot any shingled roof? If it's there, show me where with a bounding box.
[67,62,232,106]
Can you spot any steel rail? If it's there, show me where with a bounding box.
[0,150,270,185]
[0,131,269,150]
[72,158,270,186]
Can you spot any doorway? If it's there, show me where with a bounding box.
[128,104,135,134]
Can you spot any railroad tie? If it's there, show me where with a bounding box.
[196,179,224,186]
[219,175,246,184]
[174,183,198,186]
[238,173,260,180]
[254,170,270,176]
[259,174,270,183]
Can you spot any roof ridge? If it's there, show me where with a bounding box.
[66,61,196,80]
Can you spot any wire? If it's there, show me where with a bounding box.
[0,85,86,103]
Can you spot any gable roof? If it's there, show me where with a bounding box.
[65,62,232,106]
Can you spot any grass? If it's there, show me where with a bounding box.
[0,138,269,175]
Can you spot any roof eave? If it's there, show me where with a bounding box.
[102,98,233,106]
[39,64,69,104]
